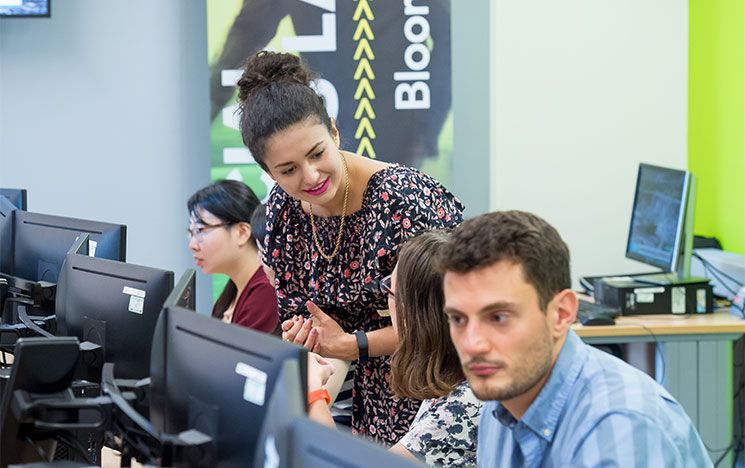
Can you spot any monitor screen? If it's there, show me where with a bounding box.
[55,253,174,379]
[149,306,307,466]
[288,418,422,468]
[162,269,196,310]
[0,196,15,274]
[0,0,49,17]
[0,188,27,211]
[625,163,692,273]
[13,211,126,283]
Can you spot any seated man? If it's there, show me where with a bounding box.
[437,210,712,467]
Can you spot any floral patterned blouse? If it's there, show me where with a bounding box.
[399,381,482,467]
[264,164,464,445]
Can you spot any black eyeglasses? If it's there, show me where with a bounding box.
[379,274,394,297]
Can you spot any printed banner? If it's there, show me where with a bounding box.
[207,0,453,200]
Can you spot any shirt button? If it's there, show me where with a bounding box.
[543,428,552,437]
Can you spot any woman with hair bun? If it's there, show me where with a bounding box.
[236,50,464,444]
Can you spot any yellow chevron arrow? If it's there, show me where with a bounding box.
[353,18,374,41]
[354,98,376,120]
[353,0,374,21]
[354,78,376,100]
[354,58,375,80]
[353,38,375,61]
[356,137,377,159]
[355,117,377,139]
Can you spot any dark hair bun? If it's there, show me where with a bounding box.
[237,51,316,103]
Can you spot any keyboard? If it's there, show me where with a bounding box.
[577,299,619,326]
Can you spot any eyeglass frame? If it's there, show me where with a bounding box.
[379,274,395,297]
[186,222,232,243]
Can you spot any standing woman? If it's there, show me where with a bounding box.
[187,180,280,335]
[236,51,464,444]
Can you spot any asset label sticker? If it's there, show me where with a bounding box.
[88,240,98,257]
[236,362,267,406]
[672,287,685,314]
[122,287,146,314]
[636,293,655,303]
[633,287,664,294]
[696,288,707,313]
[128,296,144,314]
[122,287,146,298]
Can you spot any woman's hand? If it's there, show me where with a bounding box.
[306,301,357,360]
[281,314,314,346]
[306,352,336,391]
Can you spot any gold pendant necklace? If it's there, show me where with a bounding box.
[309,154,350,261]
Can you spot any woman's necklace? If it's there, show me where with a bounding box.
[309,153,350,261]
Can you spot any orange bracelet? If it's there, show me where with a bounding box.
[307,388,331,406]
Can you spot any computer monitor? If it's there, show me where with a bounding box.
[55,252,174,379]
[0,336,79,466]
[0,196,16,274]
[162,269,196,310]
[0,188,27,211]
[149,306,307,466]
[287,418,422,468]
[625,163,701,285]
[13,211,126,283]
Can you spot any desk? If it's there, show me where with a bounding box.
[573,311,745,466]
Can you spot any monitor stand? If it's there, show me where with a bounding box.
[632,272,710,286]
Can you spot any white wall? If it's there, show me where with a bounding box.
[0,0,213,312]
[453,0,688,284]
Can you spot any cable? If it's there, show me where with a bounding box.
[693,252,744,294]
[701,260,740,298]
[639,324,665,386]
[55,431,94,465]
[23,435,47,461]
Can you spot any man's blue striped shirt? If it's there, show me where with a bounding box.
[477,330,712,467]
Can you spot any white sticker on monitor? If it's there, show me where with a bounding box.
[263,435,280,468]
[236,362,267,406]
[128,295,144,314]
[88,239,98,257]
[672,287,686,314]
[122,287,146,298]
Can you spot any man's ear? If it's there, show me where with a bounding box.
[549,289,578,337]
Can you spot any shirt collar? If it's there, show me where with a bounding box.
[489,330,588,442]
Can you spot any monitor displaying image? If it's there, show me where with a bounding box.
[0,0,49,17]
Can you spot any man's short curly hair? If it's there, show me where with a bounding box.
[437,211,571,310]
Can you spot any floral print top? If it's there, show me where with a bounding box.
[399,381,482,467]
[264,163,464,445]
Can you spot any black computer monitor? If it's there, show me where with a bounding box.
[13,211,126,283]
[0,336,79,466]
[287,418,422,468]
[149,306,307,466]
[0,188,27,211]
[0,196,16,274]
[55,253,174,379]
[625,163,700,284]
[162,269,196,310]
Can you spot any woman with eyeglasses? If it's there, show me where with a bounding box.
[237,50,464,443]
[187,180,280,335]
[306,230,481,466]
